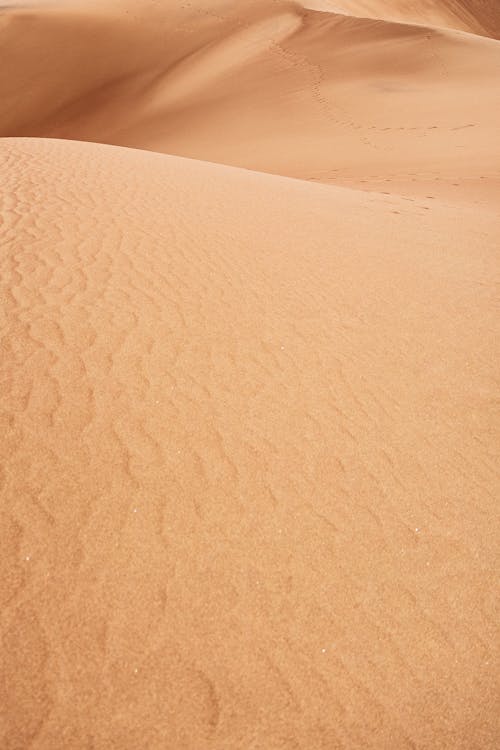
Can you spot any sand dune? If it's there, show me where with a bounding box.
[1,1,499,203]
[1,1,499,749]
[1,135,499,748]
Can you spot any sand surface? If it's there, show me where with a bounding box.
[1,2,499,749]
[2,0,500,206]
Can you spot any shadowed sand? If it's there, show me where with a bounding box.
[1,1,499,749]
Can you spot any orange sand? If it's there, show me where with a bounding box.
[1,2,499,749]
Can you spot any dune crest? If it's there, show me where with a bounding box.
[1,0,499,205]
[305,0,500,38]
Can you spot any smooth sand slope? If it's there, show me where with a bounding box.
[308,1,500,39]
[1,1,500,203]
[1,137,499,749]
[1,1,500,749]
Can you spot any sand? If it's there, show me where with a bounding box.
[2,0,500,207]
[1,2,499,749]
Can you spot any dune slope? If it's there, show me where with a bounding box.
[1,136,498,749]
[1,1,499,203]
[307,1,500,39]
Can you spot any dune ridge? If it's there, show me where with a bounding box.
[305,1,500,39]
[1,1,499,204]
[1,1,499,749]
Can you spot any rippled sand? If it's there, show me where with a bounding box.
[1,2,499,748]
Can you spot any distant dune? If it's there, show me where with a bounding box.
[1,2,499,749]
[1,1,500,202]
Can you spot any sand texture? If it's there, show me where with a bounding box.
[1,2,499,749]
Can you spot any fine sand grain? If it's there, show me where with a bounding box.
[1,2,499,749]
